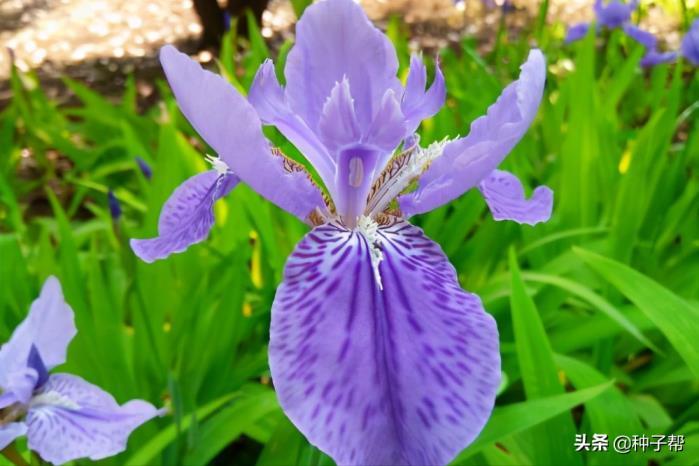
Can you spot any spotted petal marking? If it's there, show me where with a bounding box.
[270,220,501,466]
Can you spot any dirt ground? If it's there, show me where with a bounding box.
[0,0,684,105]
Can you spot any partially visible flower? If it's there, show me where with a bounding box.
[565,0,638,44]
[132,0,552,464]
[623,24,677,67]
[595,0,637,28]
[681,19,699,65]
[565,22,591,44]
[0,277,164,465]
[640,49,678,67]
[135,156,153,180]
[108,190,122,220]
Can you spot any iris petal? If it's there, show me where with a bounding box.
[398,49,546,217]
[317,77,361,153]
[270,221,500,465]
[402,55,446,134]
[284,0,402,131]
[249,60,335,184]
[623,24,657,49]
[0,277,75,395]
[26,374,162,465]
[478,169,553,225]
[159,45,326,221]
[0,423,27,450]
[130,170,238,263]
[565,22,591,44]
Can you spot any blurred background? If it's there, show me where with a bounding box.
[1,0,699,465]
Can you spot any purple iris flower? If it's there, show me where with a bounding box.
[595,0,638,29]
[681,19,699,65]
[0,277,163,465]
[566,0,638,43]
[131,0,551,464]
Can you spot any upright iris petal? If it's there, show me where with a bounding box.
[134,0,554,464]
[0,277,163,465]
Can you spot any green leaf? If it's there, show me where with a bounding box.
[574,247,699,377]
[125,392,238,466]
[184,387,281,466]
[452,382,614,464]
[509,248,581,466]
[524,272,659,352]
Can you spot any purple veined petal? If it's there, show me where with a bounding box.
[478,169,553,225]
[284,0,402,132]
[249,60,336,185]
[317,77,361,153]
[565,22,591,44]
[269,220,501,466]
[0,423,27,450]
[401,55,446,135]
[640,49,678,67]
[0,277,76,386]
[623,24,657,49]
[681,19,699,66]
[130,170,238,263]
[26,373,164,465]
[159,45,326,222]
[398,49,546,217]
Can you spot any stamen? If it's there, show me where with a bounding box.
[357,216,384,290]
[205,154,231,176]
[366,137,451,217]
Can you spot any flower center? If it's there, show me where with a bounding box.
[334,145,380,228]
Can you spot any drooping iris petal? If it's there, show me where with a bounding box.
[623,24,657,49]
[284,0,402,131]
[399,49,546,217]
[0,276,75,386]
[270,221,500,465]
[130,170,239,263]
[478,170,553,225]
[681,19,699,65]
[159,45,326,221]
[26,373,163,465]
[249,60,335,184]
[0,423,27,450]
[565,22,591,44]
[640,49,678,67]
[401,55,446,134]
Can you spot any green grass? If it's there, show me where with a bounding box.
[1,10,699,466]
